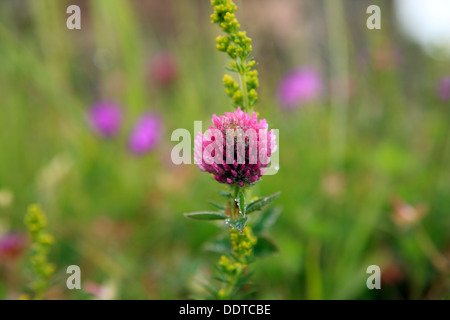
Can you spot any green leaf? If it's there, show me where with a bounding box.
[213,277,228,284]
[236,289,257,300]
[252,206,282,234]
[245,192,281,214]
[204,236,231,254]
[208,201,225,210]
[254,236,278,258]
[225,216,248,233]
[236,272,254,285]
[219,191,231,198]
[184,212,227,221]
[195,276,218,297]
[225,67,238,73]
[237,191,246,216]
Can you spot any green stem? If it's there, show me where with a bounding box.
[325,0,349,170]
[230,185,245,219]
[415,226,449,274]
[219,233,245,299]
[239,67,250,113]
[305,241,323,300]
[220,273,243,299]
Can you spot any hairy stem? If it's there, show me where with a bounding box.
[238,66,249,113]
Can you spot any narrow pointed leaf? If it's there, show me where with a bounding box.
[252,206,282,233]
[204,236,231,254]
[253,236,279,258]
[213,276,231,284]
[196,280,217,297]
[184,212,227,220]
[237,290,257,300]
[237,191,246,216]
[236,272,254,284]
[245,192,281,214]
[208,201,225,210]
[225,216,248,233]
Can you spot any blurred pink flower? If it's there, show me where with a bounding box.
[194,107,276,187]
[390,197,427,228]
[0,233,26,261]
[88,101,122,138]
[381,263,404,285]
[438,76,450,101]
[374,46,403,71]
[84,281,117,300]
[129,113,162,155]
[277,67,323,109]
[149,51,178,87]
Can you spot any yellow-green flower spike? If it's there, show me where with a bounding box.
[24,204,48,234]
[211,0,259,112]
[230,227,257,265]
[24,204,55,300]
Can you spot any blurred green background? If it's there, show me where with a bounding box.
[0,0,449,299]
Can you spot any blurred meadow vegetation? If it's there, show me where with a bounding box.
[0,0,449,299]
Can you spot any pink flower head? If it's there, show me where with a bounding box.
[129,113,162,155]
[194,108,277,187]
[149,51,178,87]
[438,76,450,101]
[278,67,323,109]
[0,233,26,261]
[89,101,122,138]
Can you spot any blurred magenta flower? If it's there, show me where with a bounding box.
[0,233,26,261]
[277,68,323,109]
[390,197,427,228]
[438,76,450,101]
[129,113,162,155]
[84,281,117,300]
[194,108,277,187]
[89,101,122,138]
[149,51,177,87]
[381,263,404,286]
